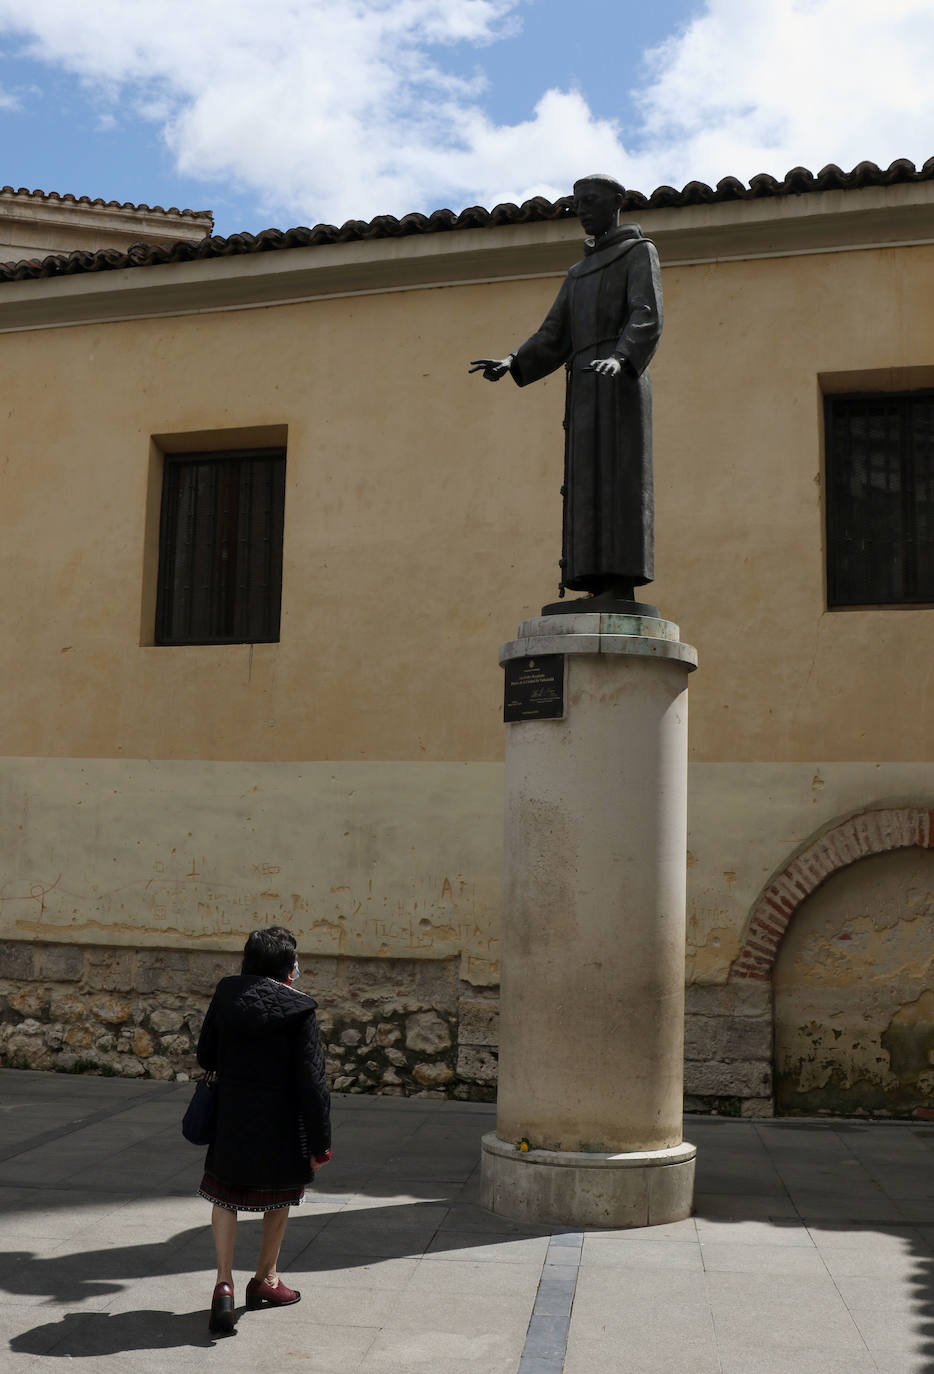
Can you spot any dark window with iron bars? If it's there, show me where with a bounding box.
[155,447,286,645]
[825,391,934,608]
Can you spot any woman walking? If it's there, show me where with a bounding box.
[197,925,331,1335]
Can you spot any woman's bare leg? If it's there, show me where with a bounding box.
[254,1207,290,1285]
[212,1205,238,1285]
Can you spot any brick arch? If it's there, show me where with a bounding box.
[731,807,934,981]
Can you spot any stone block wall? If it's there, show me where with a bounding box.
[684,982,774,1116]
[0,940,499,1100]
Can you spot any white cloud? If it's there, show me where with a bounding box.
[0,0,931,227]
[631,0,934,190]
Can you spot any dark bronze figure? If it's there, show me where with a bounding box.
[471,174,663,610]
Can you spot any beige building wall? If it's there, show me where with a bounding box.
[2,185,933,1103]
[0,188,212,262]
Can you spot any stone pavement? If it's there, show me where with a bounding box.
[2,1069,934,1373]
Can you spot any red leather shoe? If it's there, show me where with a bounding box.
[208,1281,237,1335]
[246,1276,301,1309]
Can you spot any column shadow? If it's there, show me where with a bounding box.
[691,1116,934,1373]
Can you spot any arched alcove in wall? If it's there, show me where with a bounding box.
[731,808,934,982]
[730,807,934,1116]
[774,846,934,1113]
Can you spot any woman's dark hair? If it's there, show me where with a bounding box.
[241,926,297,981]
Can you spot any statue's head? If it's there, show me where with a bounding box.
[573,174,626,239]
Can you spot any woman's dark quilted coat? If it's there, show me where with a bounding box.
[197,975,331,1186]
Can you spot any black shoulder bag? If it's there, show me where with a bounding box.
[182,1071,218,1145]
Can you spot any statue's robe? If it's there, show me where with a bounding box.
[510,224,663,592]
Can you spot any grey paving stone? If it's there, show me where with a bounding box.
[581,1237,704,1271]
[833,1273,920,1314]
[435,1202,547,1234]
[517,1356,564,1374]
[693,1190,799,1219]
[699,1240,829,1275]
[302,1222,441,1259]
[583,1215,698,1241]
[286,1251,421,1290]
[694,1216,815,1246]
[705,1275,868,1355]
[564,1329,722,1374]
[790,1194,907,1222]
[569,1265,711,1326]
[806,1223,921,1251]
[871,1349,934,1374]
[819,1244,923,1280]
[850,1306,934,1353]
[379,1290,535,1337]
[423,1231,549,1263]
[717,1346,878,1372]
[226,1319,383,1373]
[402,1257,543,1299]
[532,1273,576,1316]
[357,1327,523,1373]
[521,1312,569,1360]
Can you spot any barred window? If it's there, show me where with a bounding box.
[155,447,286,645]
[825,392,934,607]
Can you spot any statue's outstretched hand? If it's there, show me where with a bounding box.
[588,355,623,378]
[469,356,513,382]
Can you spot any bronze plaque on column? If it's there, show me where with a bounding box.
[504,655,566,722]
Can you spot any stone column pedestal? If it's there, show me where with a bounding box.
[481,611,698,1228]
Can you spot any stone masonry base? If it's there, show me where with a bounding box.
[683,982,774,1117]
[0,940,499,1100]
[480,1133,697,1228]
[0,940,772,1113]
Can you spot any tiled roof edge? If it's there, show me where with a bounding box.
[1,157,932,283]
[0,185,214,221]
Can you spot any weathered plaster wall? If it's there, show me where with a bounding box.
[685,765,934,984]
[0,758,502,984]
[4,757,929,975]
[3,757,931,1109]
[775,848,934,1116]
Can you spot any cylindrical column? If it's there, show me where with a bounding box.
[481,611,697,1228]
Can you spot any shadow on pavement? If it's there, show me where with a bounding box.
[10,1308,222,1357]
[0,1196,545,1356]
[909,1251,934,1373]
[691,1116,934,1373]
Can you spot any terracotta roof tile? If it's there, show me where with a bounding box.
[1,158,932,283]
[0,185,213,220]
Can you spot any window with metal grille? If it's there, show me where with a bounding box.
[825,392,934,607]
[155,447,286,644]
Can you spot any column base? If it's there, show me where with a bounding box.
[480,1133,696,1229]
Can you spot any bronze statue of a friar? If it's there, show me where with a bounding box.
[471,174,663,613]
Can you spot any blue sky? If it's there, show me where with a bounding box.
[0,0,931,238]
